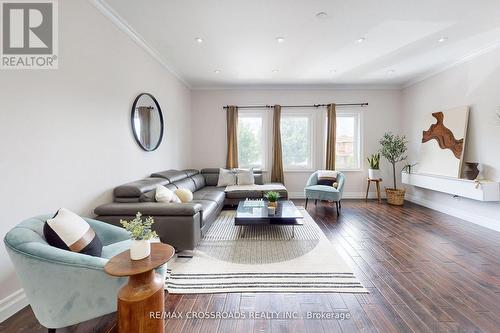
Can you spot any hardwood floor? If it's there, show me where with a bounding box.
[2,200,500,333]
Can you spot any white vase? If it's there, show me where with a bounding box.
[268,206,276,215]
[130,239,151,260]
[368,169,380,179]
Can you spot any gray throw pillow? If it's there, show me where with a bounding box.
[237,168,255,185]
[217,168,237,187]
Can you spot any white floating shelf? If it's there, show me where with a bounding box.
[402,171,500,202]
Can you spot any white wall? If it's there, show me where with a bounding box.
[0,0,191,305]
[402,48,500,230]
[190,88,402,197]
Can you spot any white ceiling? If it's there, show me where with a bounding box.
[103,0,500,88]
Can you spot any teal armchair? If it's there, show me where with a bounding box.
[4,215,164,332]
[304,171,345,215]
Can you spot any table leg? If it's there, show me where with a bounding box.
[365,179,371,202]
[117,270,164,333]
[376,181,381,203]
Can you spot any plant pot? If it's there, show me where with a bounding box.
[268,201,277,208]
[268,206,276,215]
[385,188,406,206]
[368,169,380,179]
[130,239,151,260]
[464,162,480,180]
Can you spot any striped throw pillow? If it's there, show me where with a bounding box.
[43,208,102,257]
[317,170,339,186]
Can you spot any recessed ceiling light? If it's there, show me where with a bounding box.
[356,37,366,43]
[194,37,203,43]
[214,69,221,74]
[275,37,285,43]
[315,12,328,19]
[272,69,279,73]
[438,37,448,43]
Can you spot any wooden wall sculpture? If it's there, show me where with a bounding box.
[422,112,463,159]
[418,106,469,178]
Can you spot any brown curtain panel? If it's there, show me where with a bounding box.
[325,103,337,170]
[271,105,285,183]
[226,105,239,169]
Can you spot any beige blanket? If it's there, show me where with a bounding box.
[224,184,286,192]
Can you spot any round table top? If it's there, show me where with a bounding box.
[104,243,175,277]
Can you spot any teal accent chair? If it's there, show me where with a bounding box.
[4,216,166,332]
[304,171,345,215]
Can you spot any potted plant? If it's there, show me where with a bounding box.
[264,191,280,208]
[379,132,408,205]
[120,212,158,260]
[367,153,380,179]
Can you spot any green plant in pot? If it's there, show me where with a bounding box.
[367,153,380,179]
[264,191,280,208]
[379,132,408,205]
[120,212,158,260]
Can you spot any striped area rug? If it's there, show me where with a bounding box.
[165,208,367,294]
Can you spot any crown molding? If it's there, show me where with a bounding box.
[191,83,403,91]
[403,39,500,89]
[88,0,191,89]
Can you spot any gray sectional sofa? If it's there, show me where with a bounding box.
[94,168,287,251]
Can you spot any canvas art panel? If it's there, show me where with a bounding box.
[418,106,469,178]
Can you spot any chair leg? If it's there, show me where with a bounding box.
[315,199,318,205]
[305,198,308,209]
[339,200,342,210]
[336,201,339,215]
[48,329,56,333]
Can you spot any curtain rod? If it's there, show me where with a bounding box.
[222,103,368,109]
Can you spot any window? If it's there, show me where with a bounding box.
[237,112,266,169]
[335,113,361,170]
[281,113,313,170]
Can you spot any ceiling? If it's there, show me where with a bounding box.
[103,0,500,88]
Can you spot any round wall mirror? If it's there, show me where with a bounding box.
[131,93,164,151]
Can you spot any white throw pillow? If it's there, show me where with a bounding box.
[237,168,255,185]
[155,185,181,203]
[217,168,237,187]
[175,188,193,203]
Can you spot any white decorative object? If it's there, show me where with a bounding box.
[236,168,255,185]
[155,185,181,203]
[418,106,469,178]
[368,169,380,179]
[402,172,500,201]
[268,206,276,215]
[175,188,193,202]
[217,168,237,187]
[130,239,151,260]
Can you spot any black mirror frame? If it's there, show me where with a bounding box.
[131,92,164,151]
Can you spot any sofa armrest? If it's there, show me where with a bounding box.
[94,202,202,217]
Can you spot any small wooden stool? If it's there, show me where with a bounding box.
[365,178,382,203]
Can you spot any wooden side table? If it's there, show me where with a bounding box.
[365,178,382,203]
[105,243,175,333]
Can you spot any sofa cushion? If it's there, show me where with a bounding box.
[183,169,199,177]
[173,177,196,192]
[225,190,262,199]
[201,168,264,186]
[114,178,169,198]
[151,169,187,182]
[94,202,202,216]
[190,174,206,191]
[191,200,218,227]
[192,187,225,205]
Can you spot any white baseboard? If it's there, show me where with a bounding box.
[405,194,500,232]
[0,289,28,323]
[288,191,386,199]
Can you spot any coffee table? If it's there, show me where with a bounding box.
[104,243,175,333]
[235,200,304,238]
